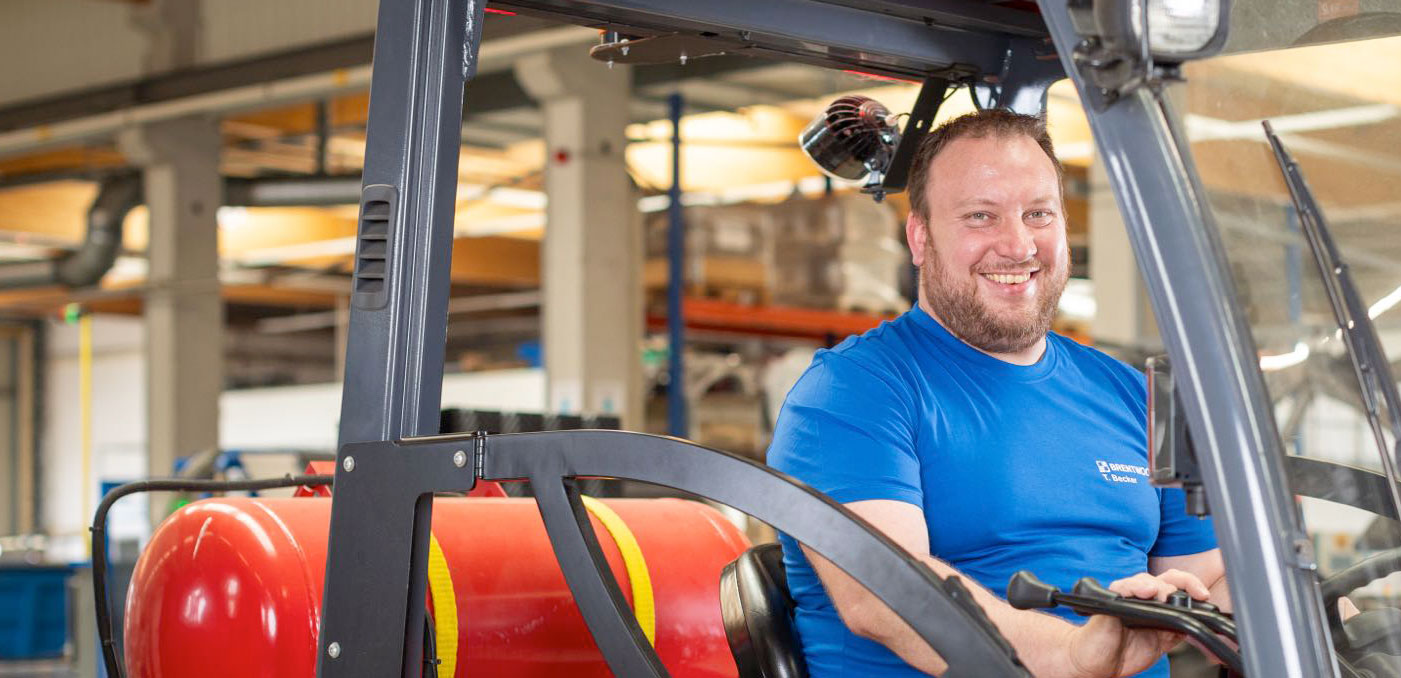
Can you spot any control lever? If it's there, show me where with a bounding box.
[1007,571,1243,675]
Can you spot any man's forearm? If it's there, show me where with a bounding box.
[849,553,1084,677]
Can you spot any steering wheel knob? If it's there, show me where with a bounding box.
[1166,589,1220,614]
[1071,577,1119,602]
[1007,571,1058,610]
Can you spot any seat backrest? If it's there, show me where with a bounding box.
[719,542,809,678]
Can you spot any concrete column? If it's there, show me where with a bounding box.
[130,0,202,73]
[515,48,641,428]
[1089,151,1161,356]
[119,116,223,527]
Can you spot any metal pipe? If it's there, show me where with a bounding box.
[315,100,331,176]
[0,172,370,292]
[0,173,142,289]
[57,174,143,286]
[666,92,688,439]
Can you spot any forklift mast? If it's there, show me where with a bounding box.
[316,1,1342,676]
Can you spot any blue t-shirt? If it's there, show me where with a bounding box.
[767,306,1217,678]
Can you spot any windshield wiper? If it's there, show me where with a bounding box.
[1263,120,1401,521]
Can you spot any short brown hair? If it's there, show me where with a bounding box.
[906,109,1064,223]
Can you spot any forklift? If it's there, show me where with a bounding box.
[99,1,1401,677]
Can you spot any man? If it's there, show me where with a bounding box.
[767,109,1228,678]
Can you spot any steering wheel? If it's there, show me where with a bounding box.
[1318,548,1401,677]
[1316,549,1401,675]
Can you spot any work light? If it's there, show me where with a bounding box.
[1096,0,1231,62]
[797,95,900,185]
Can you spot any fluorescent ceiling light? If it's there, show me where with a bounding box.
[217,206,252,231]
[637,175,840,213]
[0,242,54,260]
[486,187,547,210]
[454,213,545,237]
[106,256,149,284]
[456,183,548,210]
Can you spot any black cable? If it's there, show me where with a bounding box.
[423,612,440,678]
[91,474,333,678]
[969,83,986,111]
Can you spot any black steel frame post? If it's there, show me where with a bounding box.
[319,0,486,675]
[336,0,484,447]
[1035,1,1338,675]
[879,77,948,195]
[320,439,482,677]
[973,35,1065,115]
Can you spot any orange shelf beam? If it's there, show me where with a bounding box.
[648,297,896,341]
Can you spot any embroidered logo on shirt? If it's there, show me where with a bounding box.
[1095,460,1149,484]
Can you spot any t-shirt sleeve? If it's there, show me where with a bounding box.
[766,352,922,507]
[1149,487,1219,557]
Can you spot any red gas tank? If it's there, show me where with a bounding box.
[124,496,749,677]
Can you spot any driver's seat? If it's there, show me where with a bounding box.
[719,543,809,678]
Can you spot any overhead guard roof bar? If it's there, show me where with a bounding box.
[493,0,1026,80]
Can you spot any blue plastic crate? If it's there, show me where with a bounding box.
[0,566,72,660]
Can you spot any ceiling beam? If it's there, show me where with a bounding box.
[0,36,375,134]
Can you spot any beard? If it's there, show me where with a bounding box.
[921,241,1068,355]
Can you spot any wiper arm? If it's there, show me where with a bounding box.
[1263,120,1401,521]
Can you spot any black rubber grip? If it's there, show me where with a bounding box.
[1006,570,1058,610]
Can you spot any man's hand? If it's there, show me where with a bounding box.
[1064,570,1211,678]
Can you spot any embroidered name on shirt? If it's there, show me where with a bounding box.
[1095,460,1149,484]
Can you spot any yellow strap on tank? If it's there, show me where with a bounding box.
[427,533,459,677]
[581,495,657,646]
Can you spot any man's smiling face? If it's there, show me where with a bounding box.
[906,133,1069,355]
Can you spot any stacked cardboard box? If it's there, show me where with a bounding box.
[770,194,908,313]
[644,194,909,313]
[644,204,774,304]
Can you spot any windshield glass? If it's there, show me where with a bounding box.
[1224,0,1401,53]
[1183,7,1401,663]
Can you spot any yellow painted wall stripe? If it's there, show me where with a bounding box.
[427,534,459,677]
[581,496,656,646]
[79,314,92,556]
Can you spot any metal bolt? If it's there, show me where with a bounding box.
[327,642,341,659]
[342,456,355,473]
[453,450,467,467]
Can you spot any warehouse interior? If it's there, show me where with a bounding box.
[1,1,1400,676]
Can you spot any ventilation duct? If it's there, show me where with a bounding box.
[0,173,143,289]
